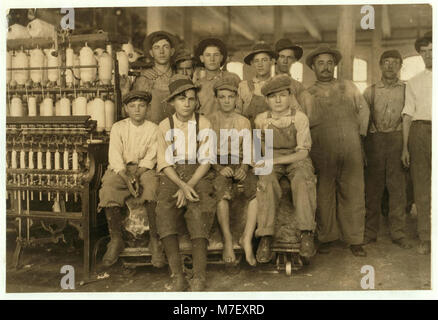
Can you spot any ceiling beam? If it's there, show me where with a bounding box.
[203,7,258,41]
[292,6,322,41]
[381,5,391,39]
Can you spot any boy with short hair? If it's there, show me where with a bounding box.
[156,74,216,291]
[210,75,258,267]
[255,74,317,263]
[98,90,164,268]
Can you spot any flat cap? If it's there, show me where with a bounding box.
[173,46,193,65]
[380,50,403,63]
[275,38,303,60]
[305,44,342,69]
[195,38,228,67]
[123,90,152,105]
[243,42,278,65]
[163,74,198,102]
[261,74,292,96]
[415,31,432,53]
[213,74,240,92]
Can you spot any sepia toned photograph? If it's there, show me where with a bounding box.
[3,1,433,295]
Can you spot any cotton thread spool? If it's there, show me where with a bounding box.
[29,149,34,169]
[28,96,37,116]
[42,97,54,116]
[20,149,26,169]
[73,96,87,115]
[47,48,59,83]
[116,51,129,77]
[54,150,60,170]
[66,45,74,86]
[11,149,18,169]
[72,150,78,171]
[104,99,115,132]
[98,51,112,85]
[46,150,52,170]
[13,49,29,86]
[80,43,94,84]
[64,149,69,170]
[37,149,43,169]
[92,97,106,132]
[59,97,71,116]
[10,96,24,117]
[30,47,44,85]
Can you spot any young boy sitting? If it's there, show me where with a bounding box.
[156,74,216,291]
[209,75,258,267]
[254,74,317,263]
[98,90,165,268]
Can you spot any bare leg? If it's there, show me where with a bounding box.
[217,199,236,264]
[239,198,257,266]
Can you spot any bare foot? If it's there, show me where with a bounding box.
[239,236,256,267]
[222,240,236,265]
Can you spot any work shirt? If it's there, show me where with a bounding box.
[209,111,251,163]
[402,69,432,121]
[237,77,271,114]
[363,79,406,133]
[255,109,312,153]
[195,70,241,116]
[132,67,173,92]
[157,113,215,172]
[108,118,158,174]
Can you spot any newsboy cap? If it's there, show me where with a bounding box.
[213,74,240,93]
[163,74,198,102]
[173,46,193,65]
[275,38,303,60]
[380,50,403,64]
[305,44,342,69]
[261,74,292,96]
[243,42,278,65]
[123,90,152,105]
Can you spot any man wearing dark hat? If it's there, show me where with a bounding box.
[362,50,411,249]
[254,74,317,262]
[401,31,432,255]
[194,37,241,117]
[132,31,177,124]
[237,42,277,127]
[274,38,306,104]
[301,45,370,257]
[98,90,164,268]
[155,74,216,291]
[172,45,195,79]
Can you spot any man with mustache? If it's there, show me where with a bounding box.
[401,31,432,255]
[362,50,411,249]
[301,45,370,257]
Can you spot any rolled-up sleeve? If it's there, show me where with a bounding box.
[108,123,126,174]
[138,126,158,170]
[294,111,312,152]
[402,80,416,117]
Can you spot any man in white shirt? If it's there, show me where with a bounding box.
[98,91,163,268]
[401,31,432,254]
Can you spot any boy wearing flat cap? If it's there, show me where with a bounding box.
[193,37,241,117]
[131,31,178,124]
[172,45,195,79]
[301,45,370,257]
[237,42,277,128]
[254,74,317,263]
[210,75,259,267]
[362,50,411,250]
[98,90,164,268]
[155,74,216,291]
[401,31,432,254]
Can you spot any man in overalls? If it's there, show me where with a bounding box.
[254,74,317,263]
[193,38,241,117]
[301,45,370,257]
[237,42,277,128]
[362,50,411,249]
[132,31,178,124]
[401,31,432,255]
[274,38,306,106]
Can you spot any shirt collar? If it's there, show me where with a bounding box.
[172,113,196,128]
[253,76,271,84]
[376,78,404,88]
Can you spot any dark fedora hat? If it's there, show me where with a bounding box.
[243,42,278,65]
[305,44,342,69]
[275,38,303,61]
[163,74,199,102]
[195,38,228,67]
[123,90,152,105]
[143,31,178,57]
[415,31,432,53]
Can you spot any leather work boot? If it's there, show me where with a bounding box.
[190,276,207,292]
[149,236,166,268]
[300,231,316,257]
[102,207,125,267]
[350,244,367,257]
[256,236,272,263]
